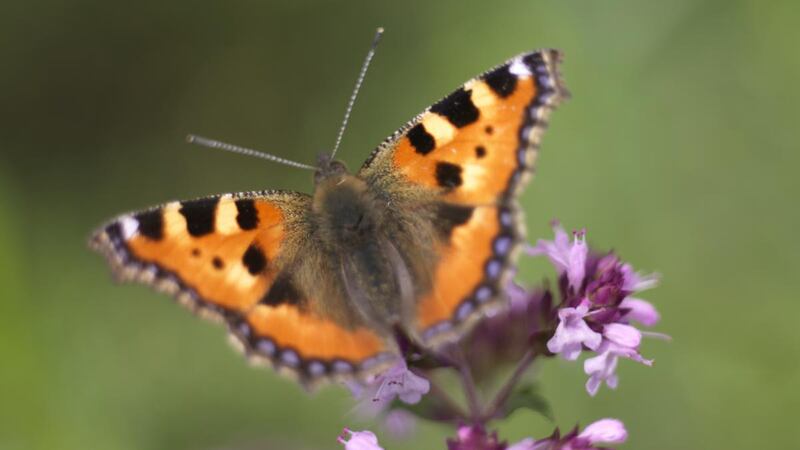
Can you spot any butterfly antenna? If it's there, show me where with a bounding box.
[186,134,316,171]
[329,27,384,160]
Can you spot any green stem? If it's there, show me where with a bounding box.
[412,368,467,422]
[482,349,536,422]
[457,358,483,422]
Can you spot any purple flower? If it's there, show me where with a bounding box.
[583,341,620,396]
[584,325,653,396]
[509,418,627,450]
[602,323,642,348]
[531,222,664,395]
[529,223,587,292]
[447,424,505,450]
[584,255,626,307]
[620,263,659,293]
[577,419,628,446]
[351,359,430,409]
[619,298,659,327]
[372,359,430,404]
[337,429,384,450]
[546,302,602,360]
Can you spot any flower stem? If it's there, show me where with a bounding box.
[457,357,483,422]
[420,369,468,421]
[418,344,484,423]
[482,349,536,422]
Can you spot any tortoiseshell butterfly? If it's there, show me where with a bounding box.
[91,30,569,387]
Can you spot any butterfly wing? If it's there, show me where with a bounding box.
[91,191,396,386]
[359,50,568,345]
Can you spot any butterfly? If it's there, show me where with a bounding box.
[90,34,569,388]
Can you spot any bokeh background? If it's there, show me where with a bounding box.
[2,0,798,449]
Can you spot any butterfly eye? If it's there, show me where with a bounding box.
[313,168,326,185]
[314,160,351,185]
[330,161,349,174]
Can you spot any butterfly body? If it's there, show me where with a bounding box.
[91,49,569,386]
[309,168,410,330]
[304,159,442,336]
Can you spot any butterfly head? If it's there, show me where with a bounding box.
[314,153,350,186]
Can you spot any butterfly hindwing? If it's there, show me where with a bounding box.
[413,204,519,343]
[359,49,568,344]
[91,191,396,386]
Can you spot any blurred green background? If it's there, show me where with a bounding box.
[2,0,798,449]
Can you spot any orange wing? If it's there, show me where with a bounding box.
[91,191,395,385]
[359,50,569,345]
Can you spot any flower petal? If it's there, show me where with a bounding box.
[620,297,660,326]
[528,224,572,273]
[566,230,587,290]
[578,418,628,445]
[621,264,659,292]
[584,349,611,376]
[603,323,642,348]
[586,374,602,397]
[338,429,384,450]
[370,360,430,405]
[560,342,583,361]
[398,369,430,404]
[547,306,603,360]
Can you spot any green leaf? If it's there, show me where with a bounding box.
[499,384,553,421]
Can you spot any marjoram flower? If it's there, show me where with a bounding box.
[546,301,602,360]
[534,223,664,395]
[509,418,628,450]
[447,424,505,450]
[350,358,431,409]
[529,223,587,292]
[338,428,385,450]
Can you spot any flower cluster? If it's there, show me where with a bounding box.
[531,223,664,395]
[344,419,627,450]
[336,222,665,449]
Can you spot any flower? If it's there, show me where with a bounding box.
[619,297,659,327]
[337,428,384,450]
[529,223,587,292]
[546,302,602,360]
[371,359,430,404]
[577,418,628,446]
[532,223,664,395]
[584,325,653,396]
[447,424,505,450]
[350,359,430,410]
[620,263,659,293]
[509,418,627,450]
